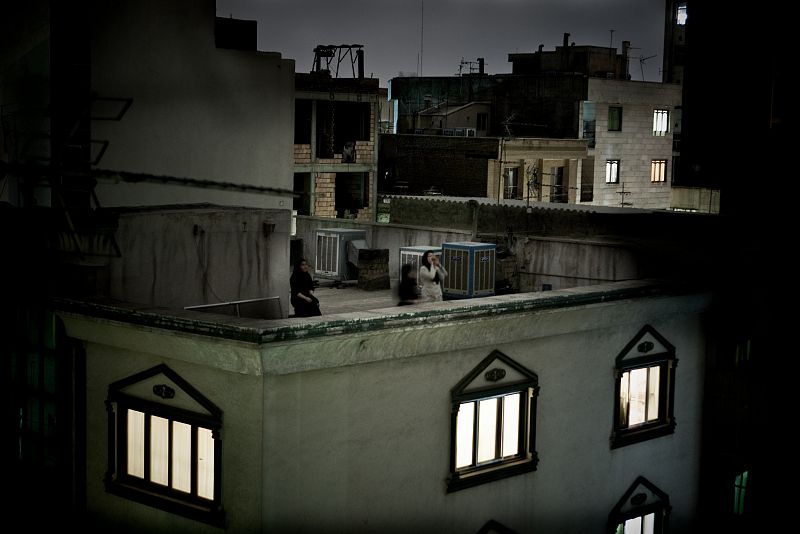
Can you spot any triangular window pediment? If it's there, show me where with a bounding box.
[453,350,537,397]
[616,325,675,366]
[109,364,221,417]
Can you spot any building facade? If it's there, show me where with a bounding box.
[56,280,709,533]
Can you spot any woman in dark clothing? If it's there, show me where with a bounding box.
[397,263,420,306]
[290,258,321,317]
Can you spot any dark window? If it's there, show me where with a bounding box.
[608,106,623,131]
[477,113,489,131]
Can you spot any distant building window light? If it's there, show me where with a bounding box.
[677,3,688,25]
[606,160,620,184]
[651,160,667,183]
[653,109,669,136]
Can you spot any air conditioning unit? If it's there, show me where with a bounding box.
[466,128,476,137]
[315,228,368,282]
[441,241,496,299]
[399,246,441,280]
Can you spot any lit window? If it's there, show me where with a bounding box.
[677,3,687,25]
[611,325,677,449]
[734,470,748,515]
[106,365,224,525]
[448,350,539,492]
[650,160,667,183]
[606,160,620,184]
[608,476,670,534]
[504,168,520,199]
[652,109,669,136]
[608,106,623,131]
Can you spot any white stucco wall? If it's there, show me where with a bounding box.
[61,281,709,533]
[259,291,706,533]
[90,0,295,210]
[585,80,682,210]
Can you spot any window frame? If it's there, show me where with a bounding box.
[447,350,539,493]
[105,364,225,526]
[606,159,620,184]
[650,160,667,183]
[608,476,671,534]
[608,106,623,131]
[652,109,669,136]
[611,325,677,449]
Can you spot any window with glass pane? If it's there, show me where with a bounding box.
[455,393,521,469]
[608,476,669,534]
[448,350,538,492]
[606,160,620,184]
[650,160,667,182]
[611,325,677,449]
[652,110,669,136]
[106,364,224,526]
[608,106,623,131]
[616,513,655,534]
[734,470,748,515]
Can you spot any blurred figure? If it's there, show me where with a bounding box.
[397,263,420,306]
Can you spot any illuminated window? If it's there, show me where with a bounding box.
[608,476,670,534]
[106,365,224,525]
[734,470,748,515]
[677,3,688,25]
[606,160,620,184]
[652,109,669,136]
[448,350,539,492]
[608,106,623,131]
[611,325,677,449]
[651,160,667,183]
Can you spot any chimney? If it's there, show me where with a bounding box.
[538,44,544,53]
[357,49,364,78]
[563,32,570,48]
[478,57,484,74]
[622,40,631,79]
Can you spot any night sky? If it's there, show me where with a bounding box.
[215,0,666,86]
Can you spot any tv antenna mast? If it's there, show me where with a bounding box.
[639,54,657,81]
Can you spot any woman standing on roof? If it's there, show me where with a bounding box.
[419,250,447,303]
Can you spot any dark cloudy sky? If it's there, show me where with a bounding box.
[216,0,666,86]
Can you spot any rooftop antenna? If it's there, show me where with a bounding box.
[639,54,657,81]
[609,29,616,49]
[419,0,424,76]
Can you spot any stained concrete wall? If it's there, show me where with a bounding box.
[108,206,291,315]
[90,0,295,209]
[60,281,710,533]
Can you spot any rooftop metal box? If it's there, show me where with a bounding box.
[315,228,368,282]
[399,246,441,280]
[441,241,496,299]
